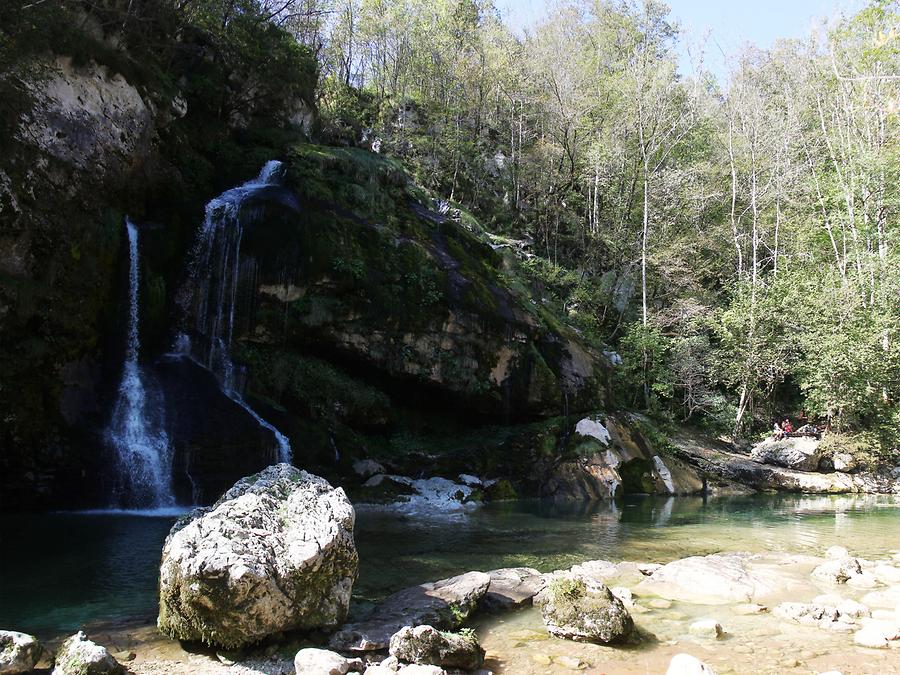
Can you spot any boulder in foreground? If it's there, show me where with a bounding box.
[389,625,484,670]
[329,571,490,651]
[51,632,123,675]
[533,573,633,643]
[0,630,42,674]
[158,463,358,648]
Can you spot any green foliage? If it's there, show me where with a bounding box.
[615,322,674,413]
[549,576,586,604]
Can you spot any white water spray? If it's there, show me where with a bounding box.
[106,219,175,508]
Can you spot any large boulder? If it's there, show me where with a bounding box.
[533,573,633,643]
[51,632,123,675]
[0,630,42,674]
[543,415,704,500]
[482,567,546,612]
[635,553,803,605]
[749,437,824,471]
[389,625,484,670]
[158,463,358,648]
[329,571,490,652]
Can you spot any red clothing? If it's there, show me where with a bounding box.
[784,422,793,433]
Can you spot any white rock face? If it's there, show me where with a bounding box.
[19,56,152,176]
[294,648,352,675]
[575,417,611,445]
[750,436,824,471]
[666,653,717,675]
[158,464,358,648]
[832,452,857,472]
[51,632,123,675]
[653,456,676,494]
[0,630,42,674]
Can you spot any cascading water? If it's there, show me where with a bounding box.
[106,219,175,508]
[178,161,292,462]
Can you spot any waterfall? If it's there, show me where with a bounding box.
[106,219,175,508]
[178,161,292,463]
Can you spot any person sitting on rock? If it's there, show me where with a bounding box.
[783,418,793,436]
[772,420,783,439]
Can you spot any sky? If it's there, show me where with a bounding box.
[494,0,868,81]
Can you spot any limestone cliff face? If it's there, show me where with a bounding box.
[1,55,161,509]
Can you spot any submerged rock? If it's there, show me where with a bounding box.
[688,619,724,639]
[533,573,633,643]
[389,625,484,670]
[482,567,546,611]
[773,602,857,631]
[635,553,796,604]
[51,632,124,675]
[330,571,490,651]
[158,463,358,648]
[0,630,42,674]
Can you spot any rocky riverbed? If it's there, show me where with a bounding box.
[10,545,899,674]
[5,467,899,675]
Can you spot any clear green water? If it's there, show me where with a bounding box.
[1,494,898,639]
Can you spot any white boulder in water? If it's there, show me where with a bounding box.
[158,463,358,648]
[0,630,42,674]
[51,632,123,675]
